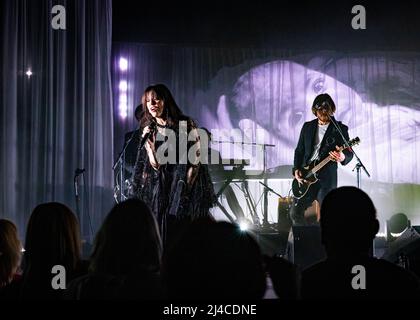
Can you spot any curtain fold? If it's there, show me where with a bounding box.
[1,0,114,241]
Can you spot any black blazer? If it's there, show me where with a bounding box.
[293,118,354,189]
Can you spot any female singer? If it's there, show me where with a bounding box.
[132,84,216,244]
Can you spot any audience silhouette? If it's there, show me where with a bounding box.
[6,203,87,299]
[66,199,164,299]
[3,188,420,300]
[301,186,420,299]
[162,219,267,300]
[0,219,22,295]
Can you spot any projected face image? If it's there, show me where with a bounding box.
[224,61,362,168]
[202,60,420,184]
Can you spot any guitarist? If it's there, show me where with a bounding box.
[290,93,354,225]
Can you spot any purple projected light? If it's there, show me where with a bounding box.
[119,93,128,119]
[119,80,128,92]
[119,57,128,71]
[118,57,129,119]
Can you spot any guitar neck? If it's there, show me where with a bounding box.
[308,138,358,176]
[311,156,332,175]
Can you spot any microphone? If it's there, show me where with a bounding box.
[140,121,156,149]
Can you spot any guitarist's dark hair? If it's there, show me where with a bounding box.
[312,93,336,116]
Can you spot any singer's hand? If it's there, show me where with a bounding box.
[142,126,153,138]
[142,125,156,150]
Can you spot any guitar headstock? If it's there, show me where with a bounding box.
[343,137,360,149]
[337,137,360,152]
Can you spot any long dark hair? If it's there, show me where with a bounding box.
[89,199,162,276]
[140,84,189,129]
[0,219,21,287]
[23,202,81,279]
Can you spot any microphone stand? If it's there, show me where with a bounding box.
[74,168,85,223]
[326,110,373,257]
[259,181,284,199]
[258,181,282,231]
[113,129,139,202]
[262,143,274,228]
[326,112,370,188]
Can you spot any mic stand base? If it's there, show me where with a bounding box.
[352,162,363,189]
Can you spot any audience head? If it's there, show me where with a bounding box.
[23,202,81,277]
[320,186,379,256]
[162,220,266,300]
[0,219,22,287]
[89,199,162,276]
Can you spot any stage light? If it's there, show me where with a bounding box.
[119,58,128,71]
[119,80,128,92]
[387,213,411,241]
[119,109,128,119]
[239,220,249,231]
[119,100,128,119]
[26,69,33,78]
[119,93,127,104]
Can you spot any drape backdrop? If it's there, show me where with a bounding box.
[1,0,114,241]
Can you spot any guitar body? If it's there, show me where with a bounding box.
[291,137,360,200]
[292,162,319,199]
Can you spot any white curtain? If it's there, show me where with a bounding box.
[113,44,420,228]
[1,0,114,241]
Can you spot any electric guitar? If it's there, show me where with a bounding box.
[292,137,360,199]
